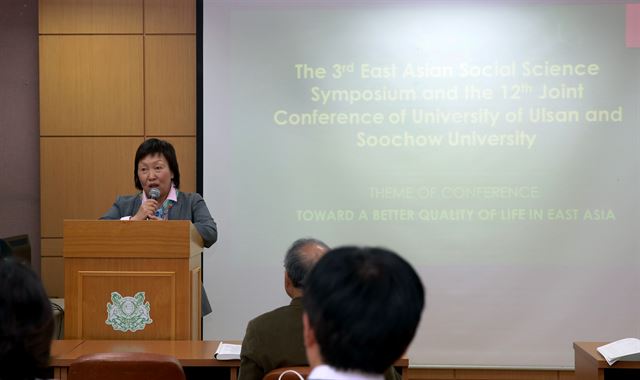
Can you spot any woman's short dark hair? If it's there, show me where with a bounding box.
[0,258,54,380]
[133,138,181,190]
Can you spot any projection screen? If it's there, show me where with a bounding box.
[202,0,640,367]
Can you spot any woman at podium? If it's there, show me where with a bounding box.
[101,138,217,245]
[100,138,218,315]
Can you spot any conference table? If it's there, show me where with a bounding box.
[573,342,640,380]
[50,340,241,380]
[50,340,409,380]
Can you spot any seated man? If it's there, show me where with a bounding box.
[239,238,329,380]
[303,246,425,380]
[0,258,55,380]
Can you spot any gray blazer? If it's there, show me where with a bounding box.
[100,191,217,247]
[100,191,217,315]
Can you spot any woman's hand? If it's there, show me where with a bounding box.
[132,199,160,221]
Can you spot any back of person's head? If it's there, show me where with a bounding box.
[303,246,425,374]
[284,238,330,289]
[0,258,54,380]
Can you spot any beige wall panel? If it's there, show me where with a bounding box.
[150,137,196,193]
[42,256,64,297]
[40,35,143,136]
[41,137,142,238]
[42,238,63,257]
[145,35,195,136]
[39,0,143,34]
[144,0,195,34]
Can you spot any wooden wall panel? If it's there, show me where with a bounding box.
[39,35,143,136]
[39,0,143,34]
[557,371,574,380]
[41,238,64,296]
[409,368,455,380]
[40,137,142,238]
[39,0,198,313]
[145,35,196,136]
[144,0,195,34]
[42,256,64,297]
[42,238,63,257]
[150,137,197,193]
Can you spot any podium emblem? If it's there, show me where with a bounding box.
[105,291,153,332]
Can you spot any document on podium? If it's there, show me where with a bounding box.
[597,338,640,365]
[214,342,241,360]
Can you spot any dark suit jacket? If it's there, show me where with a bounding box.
[100,191,217,315]
[238,298,400,380]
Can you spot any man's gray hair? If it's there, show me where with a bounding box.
[284,238,330,288]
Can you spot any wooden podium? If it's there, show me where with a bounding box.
[574,342,640,380]
[63,220,204,340]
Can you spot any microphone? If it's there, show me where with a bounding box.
[147,188,161,220]
[149,187,161,200]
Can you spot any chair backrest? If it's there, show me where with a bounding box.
[263,366,311,380]
[68,352,186,380]
[0,234,31,264]
[0,239,10,258]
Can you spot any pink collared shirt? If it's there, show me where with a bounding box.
[141,185,178,204]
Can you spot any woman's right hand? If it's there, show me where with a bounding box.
[131,199,159,221]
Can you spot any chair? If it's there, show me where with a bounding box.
[0,234,31,264]
[263,366,311,380]
[68,352,186,380]
[0,239,10,259]
[50,299,64,339]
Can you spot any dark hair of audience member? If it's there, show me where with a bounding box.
[303,246,425,374]
[133,138,181,190]
[0,258,54,380]
[284,238,330,288]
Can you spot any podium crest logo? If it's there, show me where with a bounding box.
[105,291,153,332]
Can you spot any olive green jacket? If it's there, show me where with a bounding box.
[239,298,308,380]
[238,298,400,380]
